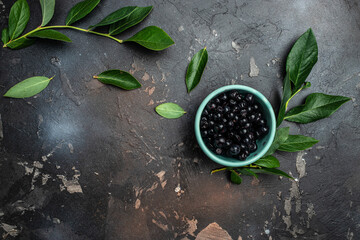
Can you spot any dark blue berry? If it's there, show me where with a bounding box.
[227,112,235,119]
[240,118,248,126]
[208,129,215,136]
[235,94,243,102]
[229,99,237,105]
[220,93,228,102]
[245,93,254,103]
[201,130,208,137]
[247,132,255,140]
[257,119,266,126]
[200,121,208,129]
[240,109,247,117]
[248,114,256,122]
[249,142,257,152]
[217,106,224,113]
[238,153,247,160]
[223,105,231,113]
[240,143,248,150]
[229,90,239,99]
[239,101,248,108]
[206,102,217,111]
[234,134,242,143]
[225,139,232,147]
[261,126,269,134]
[240,128,248,135]
[242,137,250,145]
[229,144,241,155]
[232,106,240,113]
[215,148,223,155]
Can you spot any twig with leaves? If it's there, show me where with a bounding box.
[2,0,175,98]
[212,29,350,184]
[2,0,174,51]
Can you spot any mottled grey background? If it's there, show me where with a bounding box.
[0,0,359,239]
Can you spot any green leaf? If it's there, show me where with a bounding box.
[93,70,141,90]
[254,155,280,168]
[89,6,137,29]
[304,82,311,89]
[8,0,30,40]
[1,28,9,45]
[109,6,153,35]
[284,93,351,124]
[230,170,242,184]
[265,127,289,156]
[237,168,258,179]
[40,0,55,26]
[277,74,292,127]
[287,28,318,93]
[251,168,293,179]
[155,103,186,119]
[6,37,35,49]
[29,29,71,42]
[124,26,174,51]
[65,0,100,26]
[186,47,208,93]
[278,135,318,152]
[4,76,53,98]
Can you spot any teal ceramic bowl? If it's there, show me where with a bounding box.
[195,85,276,167]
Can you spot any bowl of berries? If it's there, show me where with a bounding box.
[195,85,276,167]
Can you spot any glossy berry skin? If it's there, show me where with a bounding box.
[229,144,241,155]
[245,93,254,103]
[200,90,269,161]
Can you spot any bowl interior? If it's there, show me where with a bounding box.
[195,85,276,167]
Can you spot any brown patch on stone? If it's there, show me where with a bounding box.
[196,222,232,240]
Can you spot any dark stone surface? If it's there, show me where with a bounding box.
[0,0,359,239]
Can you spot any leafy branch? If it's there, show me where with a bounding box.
[212,28,350,184]
[2,0,174,51]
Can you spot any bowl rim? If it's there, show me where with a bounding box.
[195,85,276,167]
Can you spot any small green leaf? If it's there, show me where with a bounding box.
[155,103,186,119]
[237,168,258,179]
[284,93,351,124]
[6,37,35,49]
[124,26,174,51]
[66,0,100,26]
[251,168,293,179]
[304,82,311,89]
[254,155,280,168]
[278,135,318,152]
[29,29,71,42]
[287,28,318,93]
[109,6,153,35]
[277,74,292,127]
[186,47,208,93]
[94,70,141,90]
[40,0,55,26]
[4,76,53,98]
[8,0,30,40]
[89,6,137,29]
[265,127,289,156]
[230,170,242,184]
[1,28,9,45]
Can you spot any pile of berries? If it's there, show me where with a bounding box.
[200,90,269,160]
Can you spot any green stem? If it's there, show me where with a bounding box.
[284,86,303,111]
[3,25,123,47]
[210,167,227,174]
